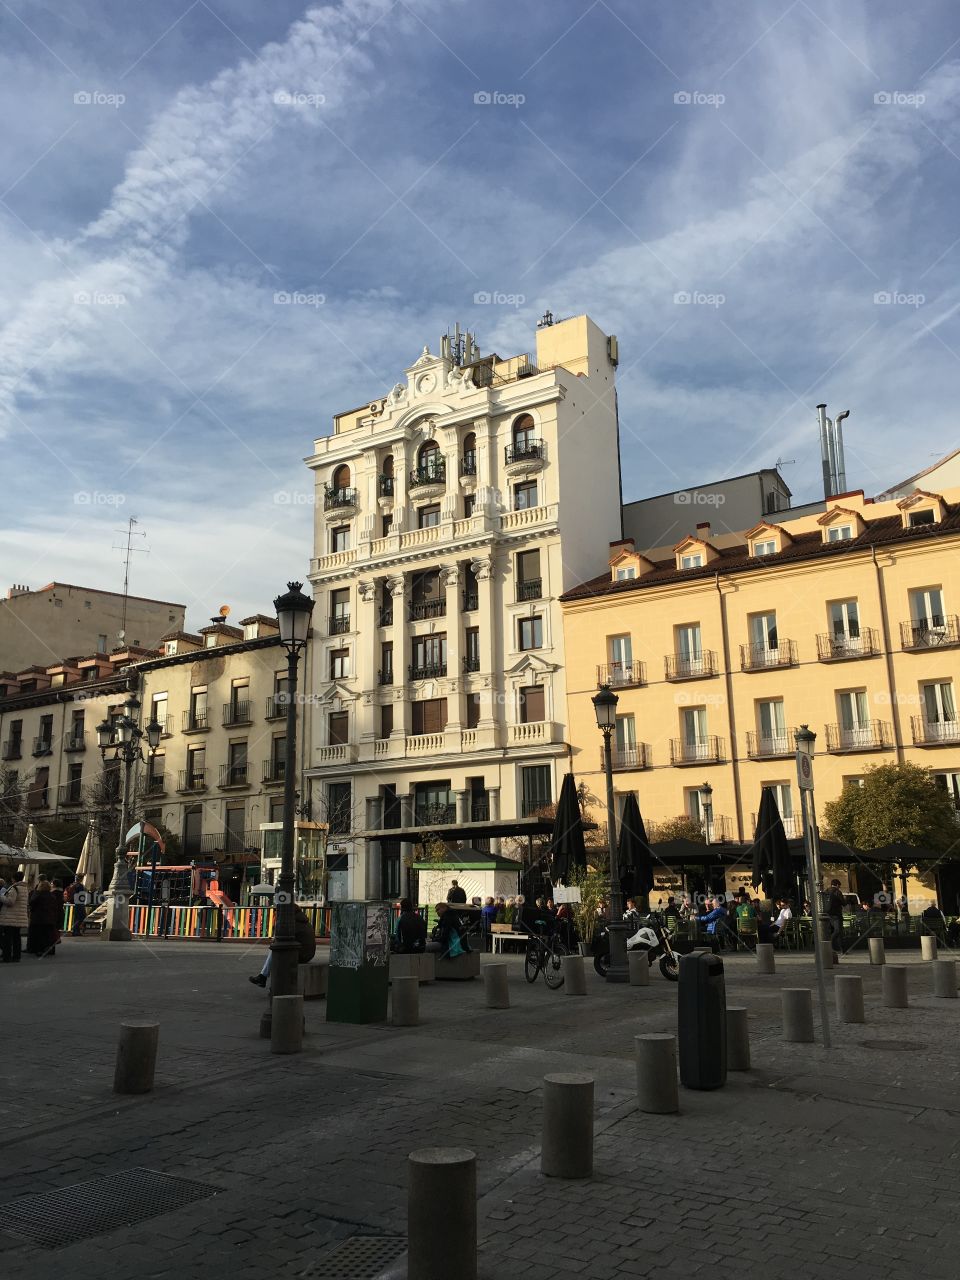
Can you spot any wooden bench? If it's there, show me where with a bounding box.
[390,952,435,984]
[435,950,481,980]
[491,923,528,955]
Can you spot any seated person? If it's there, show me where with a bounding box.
[662,896,681,924]
[759,898,792,942]
[427,902,470,955]
[520,896,553,937]
[623,898,643,932]
[735,894,758,934]
[922,903,946,934]
[694,897,728,951]
[394,898,427,953]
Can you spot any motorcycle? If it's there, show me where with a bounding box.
[592,914,680,981]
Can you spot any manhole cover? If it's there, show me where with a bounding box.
[305,1235,406,1278]
[0,1168,217,1249]
[860,1039,923,1051]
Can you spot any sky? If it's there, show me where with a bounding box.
[1,0,959,630]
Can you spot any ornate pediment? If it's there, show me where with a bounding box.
[503,652,558,682]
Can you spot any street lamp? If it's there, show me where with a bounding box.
[699,781,714,845]
[96,692,160,941]
[795,723,831,1048]
[592,685,628,983]
[268,581,315,1016]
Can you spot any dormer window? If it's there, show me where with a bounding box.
[909,510,936,527]
[753,538,777,557]
[897,489,944,530]
[681,553,703,569]
[827,525,853,542]
[164,641,177,656]
[615,566,636,581]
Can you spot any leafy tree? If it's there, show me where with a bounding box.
[646,814,706,844]
[823,763,960,860]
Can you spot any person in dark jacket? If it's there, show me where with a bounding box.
[427,902,470,954]
[394,899,427,952]
[249,905,316,986]
[480,896,498,950]
[446,880,467,904]
[824,879,846,962]
[27,880,60,957]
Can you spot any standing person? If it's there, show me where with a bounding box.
[480,896,498,950]
[824,879,845,963]
[1,872,29,962]
[68,877,87,935]
[27,880,60,957]
[446,879,467,904]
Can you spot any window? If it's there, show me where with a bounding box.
[327,782,352,834]
[753,539,777,557]
[749,611,779,653]
[328,711,349,745]
[921,682,957,739]
[910,587,944,630]
[837,690,870,747]
[69,709,85,744]
[681,706,708,750]
[379,704,394,739]
[187,745,205,785]
[608,635,633,684]
[520,685,545,723]
[765,782,793,822]
[331,525,351,553]
[827,525,853,542]
[147,752,164,789]
[676,623,703,674]
[330,588,350,634]
[271,735,286,779]
[681,553,703,569]
[512,414,536,452]
[757,699,787,753]
[227,740,248,784]
[466,692,481,729]
[97,634,107,653]
[269,797,285,822]
[415,781,453,823]
[615,566,636,580]
[330,648,349,679]
[516,549,541,600]
[829,600,860,641]
[411,698,447,735]
[412,634,447,676]
[615,714,636,756]
[464,627,480,671]
[418,440,441,476]
[189,687,207,729]
[380,641,393,683]
[518,615,543,650]
[382,514,393,538]
[331,463,351,491]
[411,570,442,609]
[379,454,395,496]
[514,480,538,510]
[229,679,249,722]
[934,772,960,811]
[418,504,441,529]
[909,509,936,527]
[462,430,477,475]
[520,764,551,816]
[464,493,476,518]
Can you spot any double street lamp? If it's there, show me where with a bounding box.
[795,724,831,1048]
[96,694,162,941]
[592,684,628,983]
[699,781,714,845]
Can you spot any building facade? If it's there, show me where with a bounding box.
[304,314,623,898]
[561,484,960,868]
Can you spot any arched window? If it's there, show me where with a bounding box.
[512,414,537,456]
[379,454,394,497]
[461,431,477,477]
[417,440,441,479]
[331,464,351,493]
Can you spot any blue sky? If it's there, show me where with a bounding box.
[1,0,959,629]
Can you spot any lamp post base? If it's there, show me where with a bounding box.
[103,893,132,942]
[258,938,301,1037]
[605,922,630,984]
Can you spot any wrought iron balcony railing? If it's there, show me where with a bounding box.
[408,463,446,489]
[182,709,209,732]
[463,654,480,673]
[324,486,358,510]
[219,763,249,787]
[32,736,53,757]
[265,695,288,720]
[177,769,207,792]
[603,744,649,770]
[911,716,960,746]
[596,661,646,688]
[504,440,544,464]
[900,615,960,650]
[460,452,477,476]
[64,734,86,753]
[745,729,798,759]
[223,700,252,726]
[57,782,84,806]
[517,578,542,602]
[2,740,22,760]
[740,639,798,671]
[378,668,394,686]
[462,592,478,612]
[409,599,446,621]
[824,721,892,753]
[378,604,394,626]
[816,628,881,661]
[329,614,351,635]
[377,474,394,497]
[669,736,724,765]
[664,651,718,680]
[262,759,286,783]
[409,662,447,681]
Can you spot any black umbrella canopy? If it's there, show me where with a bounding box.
[548,772,587,884]
[862,841,935,864]
[751,788,794,899]
[619,792,655,901]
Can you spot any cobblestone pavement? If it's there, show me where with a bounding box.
[2,937,960,1279]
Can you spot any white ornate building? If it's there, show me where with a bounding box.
[304,313,622,897]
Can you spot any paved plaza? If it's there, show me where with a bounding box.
[2,937,960,1280]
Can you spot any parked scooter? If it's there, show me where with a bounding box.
[592,914,680,980]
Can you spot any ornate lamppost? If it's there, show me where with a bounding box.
[592,684,628,983]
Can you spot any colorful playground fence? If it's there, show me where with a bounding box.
[61,902,335,942]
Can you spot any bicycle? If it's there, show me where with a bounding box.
[523,927,569,989]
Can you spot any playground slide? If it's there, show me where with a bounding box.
[206,888,237,928]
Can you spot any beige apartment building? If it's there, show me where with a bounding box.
[304,313,623,898]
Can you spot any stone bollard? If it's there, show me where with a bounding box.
[392,976,420,1026]
[782,988,814,1043]
[868,937,885,966]
[820,941,835,969]
[483,962,510,1009]
[882,965,908,1009]
[561,953,587,996]
[635,1033,679,1114]
[921,935,938,962]
[726,1007,750,1071]
[932,958,957,998]
[408,1148,477,1280]
[113,1022,159,1095]
[541,1072,595,1178]
[835,974,865,1024]
[756,943,775,974]
[628,951,650,986]
[270,994,304,1055]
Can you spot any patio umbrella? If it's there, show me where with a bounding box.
[618,792,655,905]
[751,788,794,900]
[548,772,587,885]
[75,821,101,891]
[18,822,39,883]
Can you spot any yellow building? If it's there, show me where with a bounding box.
[561,484,960,898]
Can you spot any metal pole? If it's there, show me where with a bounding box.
[603,730,628,983]
[270,649,302,1001]
[800,786,831,1048]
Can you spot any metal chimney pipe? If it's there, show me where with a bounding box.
[833,410,850,493]
[816,404,832,498]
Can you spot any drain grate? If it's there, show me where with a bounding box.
[860,1039,923,1051]
[0,1168,217,1249]
[304,1235,406,1278]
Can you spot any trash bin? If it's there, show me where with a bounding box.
[677,949,727,1089]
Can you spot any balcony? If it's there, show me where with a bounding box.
[64,733,86,753]
[144,775,166,797]
[199,828,261,855]
[378,474,394,498]
[182,709,210,733]
[824,721,892,753]
[816,629,881,662]
[670,736,724,766]
[57,782,84,807]
[603,744,650,771]
[378,604,394,627]
[504,440,545,470]
[177,769,207,793]
[378,668,394,685]
[32,736,53,757]
[745,729,798,760]
[315,743,357,766]
[409,662,447,681]
[408,463,446,492]
[460,452,477,477]
[516,578,543,602]
[409,599,446,621]
[265,695,287,720]
[463,654,480,673]
[157,715,174,738]
[507,721,560,747]
[2,740,22,760]
[597,661,646,688]
[219,763,250,788]
[223,700,252,727]
[740,639,798,672]
[414,803,456,826]
[665,651,718,681]
[750,811,804,840]
[901,615,960,651]
[407,733,445,755]
[911,716,960,747]
[329,614,351,636]
[262,759,286,784]
[462,592,479,612]
[324,485,358,513]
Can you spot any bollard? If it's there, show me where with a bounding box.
[781,988,814,1043]
[635,1033,679,1114]
[726,1007,750,1071]
[932,958,957,998]
[392,976,420,1026]
[408,1148,477,1280]
[820,941,835,970]
[540,1073,595,1178]
[835,974,865,1024]
[483,962,510,1009]
[868,937,885,966]
[882,965,908,1009]
[628,951,650,986]
[561,953,587,996]
[755,943,775,974]
[113,1022,159,1095]
[921,935,938,962]
[270,994,304,1055]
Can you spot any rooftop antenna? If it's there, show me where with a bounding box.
[774,456,795,472]
[112,517,148,644]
